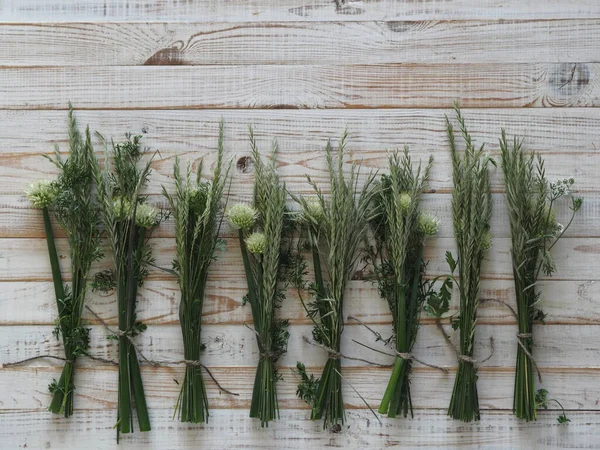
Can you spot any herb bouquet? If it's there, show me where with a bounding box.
[227,128,290,426]
[366,149,437,418]
[445,106,493,422]
[25,106,101,417]
[294,132,377,429]
[162,122,231,423]
[94,134,163,438]
[500,130,582,421]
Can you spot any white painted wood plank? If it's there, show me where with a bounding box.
[0,323,597,369]
[0,237,594,282]
[0,63,596,110]
[0,409,596,449]
[2,0,600,22]
[0,109,597,156]
[0,365,596,411]
[1,20,598,66]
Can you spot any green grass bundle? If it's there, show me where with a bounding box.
[500,130,582,421]
[366,149,437,418]
[93,134,163,439]
[227,127,290,427]
[294,132,377,429]
[25,106,101,417]
[162,122,231,423]
[445,106,493,422]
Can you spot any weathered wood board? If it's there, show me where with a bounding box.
[0,1,599,449]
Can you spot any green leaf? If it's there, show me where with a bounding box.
[445,251,457,273]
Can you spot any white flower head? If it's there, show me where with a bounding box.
[135,203,159,228]
[25,180,56,208]
[550,177,575,198]
[301,197,324,224]
[113,197,133,221]
[399,192,412,212]
[245,232,267,255]
[227,203,257,230]
[554,222,564,237]
[419,213,440,236]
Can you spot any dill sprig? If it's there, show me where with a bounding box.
[93,133,164,440]
[162,121,231,423]
[228,127,290,427]
[500,130,582,421]
[366,149,436,418]
[293,132,377,429]
[26,105,102,417]
[445,105,493,422]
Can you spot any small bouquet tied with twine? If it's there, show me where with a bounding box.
[227,127,291,426]
[500,130,581,422]
[366,149,439,418]
[162,121,231,423]
[425,105,493,423]
[25,105,102,417]
[93,133,165,439]
[293,132,377,429]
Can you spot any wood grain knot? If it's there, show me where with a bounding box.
[236,156,254,173]
[548,63,590,95]
[144,47,184,66]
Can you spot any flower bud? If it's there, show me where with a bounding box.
[399,192,412,212]
[113,197,133,221]
[245,232,267,254]
[135,203,159,228]
[25,180,56,208]
[482,231,493,250]
[189,183,210,215]
[418,213,440,236]
[301,198,324,224]
[226,203,257,230]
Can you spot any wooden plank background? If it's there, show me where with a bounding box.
[0,1,599,449]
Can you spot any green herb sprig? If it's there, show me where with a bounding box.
[162,121,231,423]
[25,105,102,417]
[94,134,164,440]
[228,127,291,427]
[366,149,436,418]
[293,132,377,429]
[500,130,582,421]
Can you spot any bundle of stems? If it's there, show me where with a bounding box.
[227,127,290,427]
[366,149,437,418]
[446,106,493,422]
[162,122,231,423]
[500,130,582,421]
[94,134,163,439]
[294,132,377,429]
[25,106,101,417]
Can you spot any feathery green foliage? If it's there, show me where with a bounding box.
[94,133,163,440]
[29,105,102,417]
[445,105,493,422]
[500,130,582,422]
[366,149,435,418]
[228,127,290,427]
[293,132,378,429]
[162,121,231,423]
